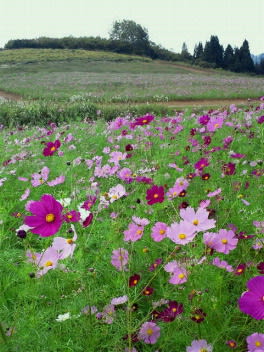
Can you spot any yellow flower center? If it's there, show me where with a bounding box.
[221,239,228,244]
[45,260,53,267]
[237,268,243,273]
[50,146,56,151]
[118,156,122,160]
[146,328,153,335]
[255,341,262,347]
[214,123,219,128]
[143,119,148,123]
[66,239,73,244]
[172,191,178,196]
[178,273,185,279]
[136,230,142,235]
[193,219,199,225]
[145,290,150,295]
[118,255,123,261]
[17,212,22,217]
[133,279,138,285]
[112,195,118,199]
[153,194,159,198]
[199,349,208,352]
[39,178,44,184]
[45,213,55,223]
[172,307,177,312]
[159,229,165,235]
[67,214,73,219]
[32,254,36,260]
[179,233,186,239]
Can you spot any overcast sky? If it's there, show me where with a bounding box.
[0,0,263,54]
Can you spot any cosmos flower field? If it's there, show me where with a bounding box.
[0,101,264,352]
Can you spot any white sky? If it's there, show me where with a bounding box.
[0,0,263,55]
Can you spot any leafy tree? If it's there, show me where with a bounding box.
[109,19,150,55]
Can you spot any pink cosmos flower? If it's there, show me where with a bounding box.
[111,295,128,305]
[108,184,126,203]
[207,188,222,197]
[238,276,264,320]
[24,194,63,237]
[146,185,164,205]
[36,247,60,277]
[118,167,133,183]
[31,166,50,187]
[20,188,30,201]
[151,222,168,242]
[109,151,127,165]
[111,248,129,271]
[164,260,188,284]
[166,183,185,199]
[43,140,61,156]
[213,229,238,254]
[246,333,264,351]
[212,257,234,272]
[52,225,77,259]
[207,116,223,132]
[167,221,197,245]
[124,223,144,242]
[47,175,65,187]
[186,339,213,352]
[132,216,149,226]
[180,207,216,232]
[138,321,160,344]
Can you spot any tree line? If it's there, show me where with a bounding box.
[3,19,264,74]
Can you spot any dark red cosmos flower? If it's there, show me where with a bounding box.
[142,286,154,296]
[191,309,206,323]
[222,163,236,175]
[149,258,163,272]
[125,144,133,151]
[234,263,246,275]
[252,169,264,177]
[179,201,189,209]
[178,190,186,197]
[186,173,196,180]
[203,136,212,146]
[83,213,93,227]
[190,128,197,136]
[226,340,237,348]
[146,185,164,205]
[134,114,154,126]
[202,173,210,180]
[257,262,264,274]
[158,301,183,322]
[43,140,61,156]
[194,158,209,170]
[129,274,140,287]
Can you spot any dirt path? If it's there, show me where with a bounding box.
[0,89,259,108]
[0,90,22,101]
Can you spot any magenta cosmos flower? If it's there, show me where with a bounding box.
[167,221,197,245]
[238,276,264,320]
[186,339,213,352]
[134,114,154,127]
[24,194,63,237]
[246,332,264,351]
[194,158,209,171]
[146,185,164,205]
[43,140,61,156]
[138,321,160,344]
[180,207,216,232]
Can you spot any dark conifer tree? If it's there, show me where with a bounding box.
[239,39,255,72]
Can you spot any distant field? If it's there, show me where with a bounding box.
[0,49,263,104]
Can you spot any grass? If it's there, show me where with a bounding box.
[0,103,264,351]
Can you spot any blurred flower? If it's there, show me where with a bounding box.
[138,321,160,344]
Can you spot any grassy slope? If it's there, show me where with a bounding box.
[0,49,263,104]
